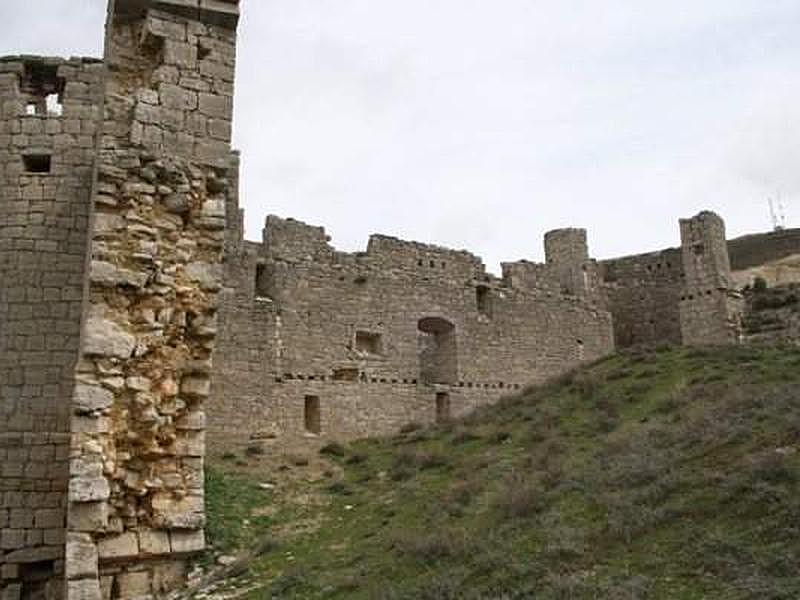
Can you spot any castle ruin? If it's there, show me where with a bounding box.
[2,1,800,598]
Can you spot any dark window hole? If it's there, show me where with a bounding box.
[23,154,51,173]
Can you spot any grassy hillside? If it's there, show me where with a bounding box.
[202,345,800,599]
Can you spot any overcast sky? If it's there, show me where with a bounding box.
[2,1,799,271]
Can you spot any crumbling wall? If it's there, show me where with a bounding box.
[600,248,685,347]
[209,217,615,446]
[0,55,104,599]
[63,1,240,598]
[599,212,744,349]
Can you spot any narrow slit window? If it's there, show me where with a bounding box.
[304,395,321,434]
[23,154,51,173]
[476,285,492,317]
[436,392,451,423]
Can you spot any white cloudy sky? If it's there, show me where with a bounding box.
[2,1,799,271]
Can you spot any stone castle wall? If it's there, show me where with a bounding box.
[209,216,616,445]
[599,212,745,349]
[0,55,104,598]
[3,2,800,598]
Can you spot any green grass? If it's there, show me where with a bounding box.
[205,467,276,556]
[205,344,800,599]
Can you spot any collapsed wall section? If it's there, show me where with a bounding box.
[63,1,240,598]
[209,217,615,446]
[0,56,104,599]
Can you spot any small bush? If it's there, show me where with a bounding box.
[493,474,543,519]
[319,442,347,457]
[754,276,768,292]
[389,465,415,482]
[245,444,264,457]
[394,448,448,470]
[327,481,353,495]
[451,428,481,445]
[490,430,512,444]
[345,452,367,465]
[400,422,423,434]
[392,530,467,562]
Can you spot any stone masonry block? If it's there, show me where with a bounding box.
[66,579,101,600]
[96,532,139,560]
[170,530,205,554]
[139,528,171,555]
[65,532,98,580]
[116,571,151,598]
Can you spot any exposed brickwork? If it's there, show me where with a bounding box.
[62,1,240,598]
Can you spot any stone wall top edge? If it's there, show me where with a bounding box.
[0,54,103,65]
[367,234,484,262]
[259,214,487,267]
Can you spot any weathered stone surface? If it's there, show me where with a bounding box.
[65,533,98,579]
[96,532,139,560]
[83,311,136,359]
[69,475,110,503]
[138,529,171,556]
[152,493,204,530]
[180,376,210,398]
[116,571,151,597]
[185,261,222,291]
[89,260,149,289]
[73,383,114,414]
[67,502,109,532]
[66,579,102,600]
[170,530,205,554]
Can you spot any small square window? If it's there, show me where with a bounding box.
[23,154,51,173]
[355,331,382,355]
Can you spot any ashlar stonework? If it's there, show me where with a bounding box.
[3,1,800,599]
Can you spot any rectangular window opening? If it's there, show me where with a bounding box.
[304,395,321,435]
[23,154,51,174]
[355,331,382,355]
[436,392,451,424]
[476,285,492,317]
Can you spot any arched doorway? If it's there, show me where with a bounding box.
[417,317,458,385]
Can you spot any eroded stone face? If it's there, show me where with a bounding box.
[57,1,240,598]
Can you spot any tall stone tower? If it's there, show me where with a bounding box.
[544,228,590,297]
[0,56,105,598]
[678,211,742,345]
[61,1,241,598]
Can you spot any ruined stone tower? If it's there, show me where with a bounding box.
[678,211,743,345]
[1,1,240,598]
